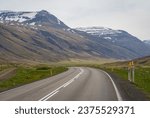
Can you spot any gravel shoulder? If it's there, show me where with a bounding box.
[108,72,150,101]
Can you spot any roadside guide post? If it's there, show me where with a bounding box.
[50,69,52,76]
[131,61,135,83]
[128,61,135,83]
[0,64,2,71]
[128,62,132,81]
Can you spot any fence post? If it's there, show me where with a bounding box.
[50,69,52,76]
[132,65,135,83]
[0,64,2,71]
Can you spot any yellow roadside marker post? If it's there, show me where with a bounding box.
[128,61,135,83]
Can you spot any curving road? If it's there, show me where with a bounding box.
[0,67,122,101]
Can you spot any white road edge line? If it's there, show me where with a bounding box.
[39,68,84,101]
[101,70,123,101]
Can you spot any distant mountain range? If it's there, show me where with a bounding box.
[76,27,150,59]
[0,10,150,63]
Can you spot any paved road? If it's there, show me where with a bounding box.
[0,67,122,101]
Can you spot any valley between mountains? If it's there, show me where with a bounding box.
[0,10,150,63]
[0,10,150,101]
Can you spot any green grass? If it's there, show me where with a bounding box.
[103,67,150,94]
[0,66,68,92]
[134,68,150,93]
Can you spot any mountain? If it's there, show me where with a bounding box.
[0,22,98,62]
[0,10,68,29]
[76,27,122,40]
[143,40,150,46]
[0,10,150,63]
[76,27,150,59]
[0,10,107,63]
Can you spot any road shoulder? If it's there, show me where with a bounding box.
[108,72,150,101]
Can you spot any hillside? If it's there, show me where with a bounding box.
[0,10,150,63]
[102,56,150,67]
[0,23,100,63]
[133,56,150,66]
[76,27,150,59]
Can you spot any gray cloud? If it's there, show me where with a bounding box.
[0,0,150,40]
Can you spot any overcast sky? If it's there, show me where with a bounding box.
[0,0,150,40]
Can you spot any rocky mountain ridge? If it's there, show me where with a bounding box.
[0,10,150,63]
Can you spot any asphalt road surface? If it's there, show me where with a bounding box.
[0,67,122,101]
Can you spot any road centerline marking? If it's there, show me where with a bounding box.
[39,68,84,101]
[63,79,74,88]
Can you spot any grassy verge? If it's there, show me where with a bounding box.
[101,67,150,94]
[0,66,68,92]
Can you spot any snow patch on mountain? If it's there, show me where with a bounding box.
[62,28,76,34]
[0,10,69,29]
[57,19,61,24]
[0,11,37,23]
[104,37,112,40]
[76,27,122,36]
[143,40,150,46]
[21,12,37,19]
[30,22,35,25]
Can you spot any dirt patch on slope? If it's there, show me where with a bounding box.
[0,68,16,81]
